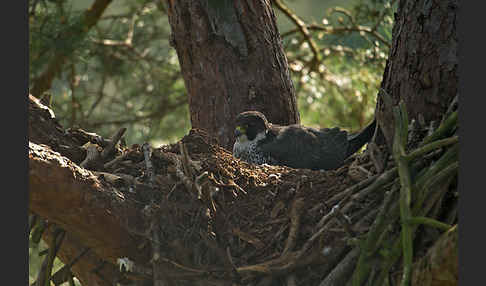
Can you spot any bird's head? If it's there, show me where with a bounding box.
[234,111,269,143]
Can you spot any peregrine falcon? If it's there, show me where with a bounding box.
[233,111,376,170]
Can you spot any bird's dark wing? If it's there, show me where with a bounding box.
[259,125,349,170]
[309,127,349,170]
[346,119,376,157]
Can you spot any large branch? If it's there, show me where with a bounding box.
[29,142,149,264]
[29,142,151,285]
[29,94,151,285]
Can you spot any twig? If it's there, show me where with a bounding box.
[87,96,187,128]
[80,142,101,169]
[273,0,321,68]
[315,204,340,230]
[29,0,40,17]
[29,214,38,237]
[441,94,458,126]
[179,142,195,179]
[351,186,398,286]
[226,246,240,281]
[413,147,459,205]
[68,128,107,147]
[236,250,312,277]
[199,231,235,278]
[51,248,91,286]
[166,182,181,200]
[351,167,398,201]
[104,151,130,170]
[86,73,107,118]
[333,207,355,238]
[100,127,127,160]
[413,161,459,214]
[444,199,458,226]
[163,152,197,198]
[405,136,458,162]
[405,217,452,232]
[421,111,457,146]
[373,235,403,286]
[282,198,305,257]
[392,101,413,286]
[30,218,47,244]
[319,248,360,286]
[368,141,388,174]
[92,13,136,47]
[142,142,156,187]
[281,23,391,49]
[69,63,78,127]
[93,171,124,186]
[34,227,66,286]
[297,205,341,259]
[330,7,356,25]
[327,173,378,206]
[159,145,204,201]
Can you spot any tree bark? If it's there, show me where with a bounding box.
[375,0,458,148]
[166,0,299,150]
[29,141,151,285]
[410,225,458,286]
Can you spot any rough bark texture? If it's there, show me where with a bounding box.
[29,96,152,286]
[166,0,299,150]
[29,143,151,285]
[411,225,458,286]
[376,0,458,148]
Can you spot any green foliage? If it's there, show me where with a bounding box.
[30,0,188,145]
[279,0,395,130]
[29,236,75,285]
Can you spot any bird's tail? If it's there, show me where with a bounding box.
[346,118,377,157]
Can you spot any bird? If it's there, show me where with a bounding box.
[232,111,376,170]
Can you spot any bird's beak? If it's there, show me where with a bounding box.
[234,126,244,138]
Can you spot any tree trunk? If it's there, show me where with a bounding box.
[375,0,458,148]
[166,0,299,150]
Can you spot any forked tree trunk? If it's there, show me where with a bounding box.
[376,0,459,147]
[166,0,300,150]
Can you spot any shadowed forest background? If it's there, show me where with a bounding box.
[30,0,399,284]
